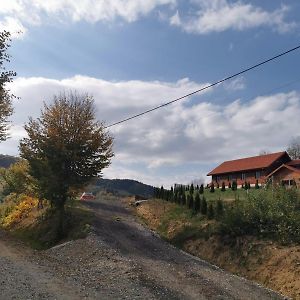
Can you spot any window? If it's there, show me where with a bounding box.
[216,176,221,182]
[241,173,246,180]
[228,175,232,181]
[255,171,261,179]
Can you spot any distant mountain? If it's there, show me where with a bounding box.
[0,154,19,168]
[89,178,155,198]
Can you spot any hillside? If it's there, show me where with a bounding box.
[89,178,154,198]
[0,154,19,169]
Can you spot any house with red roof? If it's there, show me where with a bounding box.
[207,151,300,188]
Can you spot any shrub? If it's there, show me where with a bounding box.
[231,181,237,191]
[199,184,204,194]
[194,193,201,212]
[255,180,259,189]
[221,182,226,192]
[201,197,207,215]
[216,199,224,218]
[210,183,215,193]
[207,203,214,219]
[187,194,193,209]
[219,187,300,244]
[181,193,186,206]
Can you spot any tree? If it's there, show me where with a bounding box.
[231,181,237,191]
[201,196,207,215]
[255,180,259,189]
[190,183,194,195]
[221,182,226,192]
[199,184,204,194]
[207,203,214,219]
[188,194,193,209]
[19,92,114,238]
[194,193,201,212]
[210,182,215,193]
[287,136,300,159]
[0,160,35,196]
[216,199,224,218]
[0,31,16,142]
[181,193,186,206]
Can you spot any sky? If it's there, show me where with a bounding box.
[1,0,300,187]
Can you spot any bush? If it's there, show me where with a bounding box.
[201,197,207,215]
[210,183,215,193]
[219,187,300,244]
[216,199,224,218]
[221,182,226,192]
[231,181,237,191]
[187,194,193,209]
[194,193,201,212]
[199,184,204,194]
[207,203,214,219]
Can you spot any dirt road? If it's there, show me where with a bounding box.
[84,197,287,300]
[0,197,288,299]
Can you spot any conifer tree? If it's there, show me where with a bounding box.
[181,193,186,206]
[188,194,194,209]
[201,196,207,215]
[190,183,194,195]
[221,182,226,192]
[199,184,204,194]
[255,180,259,189]
[210,182,215,193]
[194,193,201,212]
[207,203,214,219]
[160,186,164,199]
[228,182,232,189]
[231,181,237,191]
[216,198,224,218]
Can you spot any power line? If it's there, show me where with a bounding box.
[105,44,300,129]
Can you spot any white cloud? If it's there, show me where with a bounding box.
[224,76,245,91]
[170,0,296,34]
[0,0,176,35]
[0,17,27,38]
[2,75,299,187]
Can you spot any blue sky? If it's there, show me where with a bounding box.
[1,0,300,187]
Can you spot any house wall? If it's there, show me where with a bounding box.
[212,170,265,187]
[271,168,300,188]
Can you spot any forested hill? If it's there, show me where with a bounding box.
[90,178,155,198]
[0,154,19,168]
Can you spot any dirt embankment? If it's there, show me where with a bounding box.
[136,199,300,299]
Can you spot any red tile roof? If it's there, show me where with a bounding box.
[287,159,300,166]
[207,151,288,176]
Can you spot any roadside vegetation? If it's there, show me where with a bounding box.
[154,183,300,245]
[137,185,300,299]
[0,161,94,249]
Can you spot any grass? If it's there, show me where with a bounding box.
[147,200,217,247]
[195,187,261,202]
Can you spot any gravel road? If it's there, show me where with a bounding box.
[0,197,288,300]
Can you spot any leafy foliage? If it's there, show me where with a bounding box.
[19,93,114,237]
[0,31,16,142]
[220,187,300,244]
[0,160,35,196]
